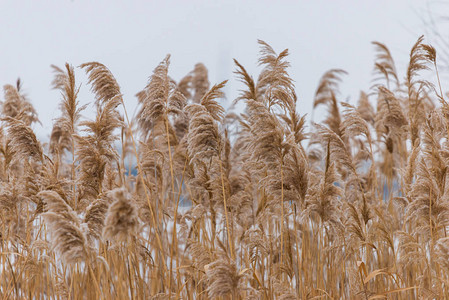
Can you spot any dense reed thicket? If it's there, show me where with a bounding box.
[1,37,449,299]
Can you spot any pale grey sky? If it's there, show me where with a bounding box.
[0,0,443,139]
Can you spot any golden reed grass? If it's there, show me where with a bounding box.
[0,37,448,299]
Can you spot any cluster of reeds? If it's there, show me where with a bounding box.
[1,37,449,299]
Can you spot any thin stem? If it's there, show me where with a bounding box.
[219,158,234,259]
[118,96,168,279]
[165,114,177,295]
[280,159,285,267]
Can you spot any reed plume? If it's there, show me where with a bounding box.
[3,116,43,163]
[80,61,122,105]
[2,80,39,126]
[102,188,139,242]
[39,190,88,264]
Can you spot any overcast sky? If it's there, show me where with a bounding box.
[0,0,445,139]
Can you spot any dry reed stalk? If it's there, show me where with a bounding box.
[0,37,448,299]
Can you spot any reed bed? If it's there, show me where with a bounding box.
[1,37,448,299]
